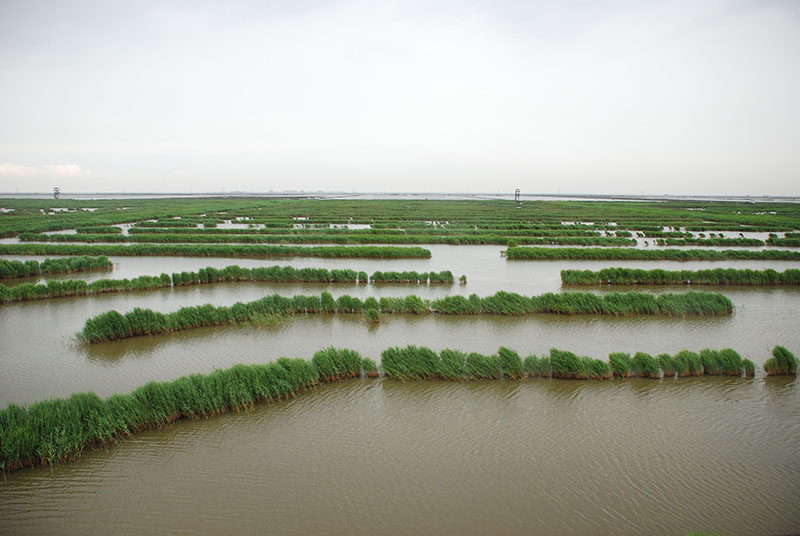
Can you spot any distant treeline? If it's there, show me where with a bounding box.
[0,256,112,279]
[505,246,800,261]
[561,267,800,286]
[0,243,431,259]
[1,344,793,473]
[0,266,457,304]
[78,290,733,343]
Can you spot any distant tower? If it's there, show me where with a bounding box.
[514,188,520,202]
[53,187,60,200]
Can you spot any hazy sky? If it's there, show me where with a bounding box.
[1,0,798,195]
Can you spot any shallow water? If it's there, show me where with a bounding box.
[1,246,799,535]
[1,379,798,536]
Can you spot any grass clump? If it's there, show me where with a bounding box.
[438,349,467,380]
[632,352,660,379]
[763,346,798,376]
[380,346,439,380]
[465,352,500,380]
[608,352,634,378]
[658,354,676,378]
[498,346,524,380]
[700,349,722,376]
[718,349,743,376]
[361,357,379,378]
[550,349,587,379]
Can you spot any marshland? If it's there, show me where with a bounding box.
[1,197,799,536]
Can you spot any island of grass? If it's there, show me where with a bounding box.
[561,267,800,286]
[77,290,734,343]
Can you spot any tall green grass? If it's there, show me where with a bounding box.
[609,352,634,378]
[370,270,454,284]
[700,349,722,376]
[632,352,660,379]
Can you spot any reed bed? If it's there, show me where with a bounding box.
[561,267,800,286]
[0,243,432,259]
[506,247,800,261]
[655,238,766,247]
[0,256,112,279]
[379,345,770,382]
[22,231,637,247]
[78,290,734,343]
[370,270,454,284]
[2,343,790,472]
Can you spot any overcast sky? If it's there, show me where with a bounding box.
[1,0,798,195]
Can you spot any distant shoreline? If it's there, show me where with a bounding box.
[1,192,798,203]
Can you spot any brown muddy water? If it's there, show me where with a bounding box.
[2,245,800,535]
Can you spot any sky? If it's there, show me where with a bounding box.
[0,0,798,195]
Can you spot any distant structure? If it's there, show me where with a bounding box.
[53,187,60,199]
[514,188,520,202]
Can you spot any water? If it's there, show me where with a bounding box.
[1,379,798,535]
[1,246,799,534]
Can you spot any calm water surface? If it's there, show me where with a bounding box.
[1,379,798,535]
[1,247,799,535]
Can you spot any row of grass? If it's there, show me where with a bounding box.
[654,238,768,247]
[430,290,733,316]
[370,270,454,284]
[3,344,792,473]
[561,267,800,286]
[21,231,640,247]
[0,265,463,304]
[381,346,799,381]
[0,347,365,472]
[0,243,431,259]
[75,226,124,234]
[505,246,800,261]
[128,226,605,237]
[0,256,112,279]
[78,290,733,343]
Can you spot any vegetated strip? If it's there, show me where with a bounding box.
[19,231,637,247]
[79,290,733,343]
[0,266,456,304]
[380,344,782,381]
[2,345,793,473]
[505,246,800,261]
[0,256,112,279]
[0,243,431,259]
[561,267,800,286]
